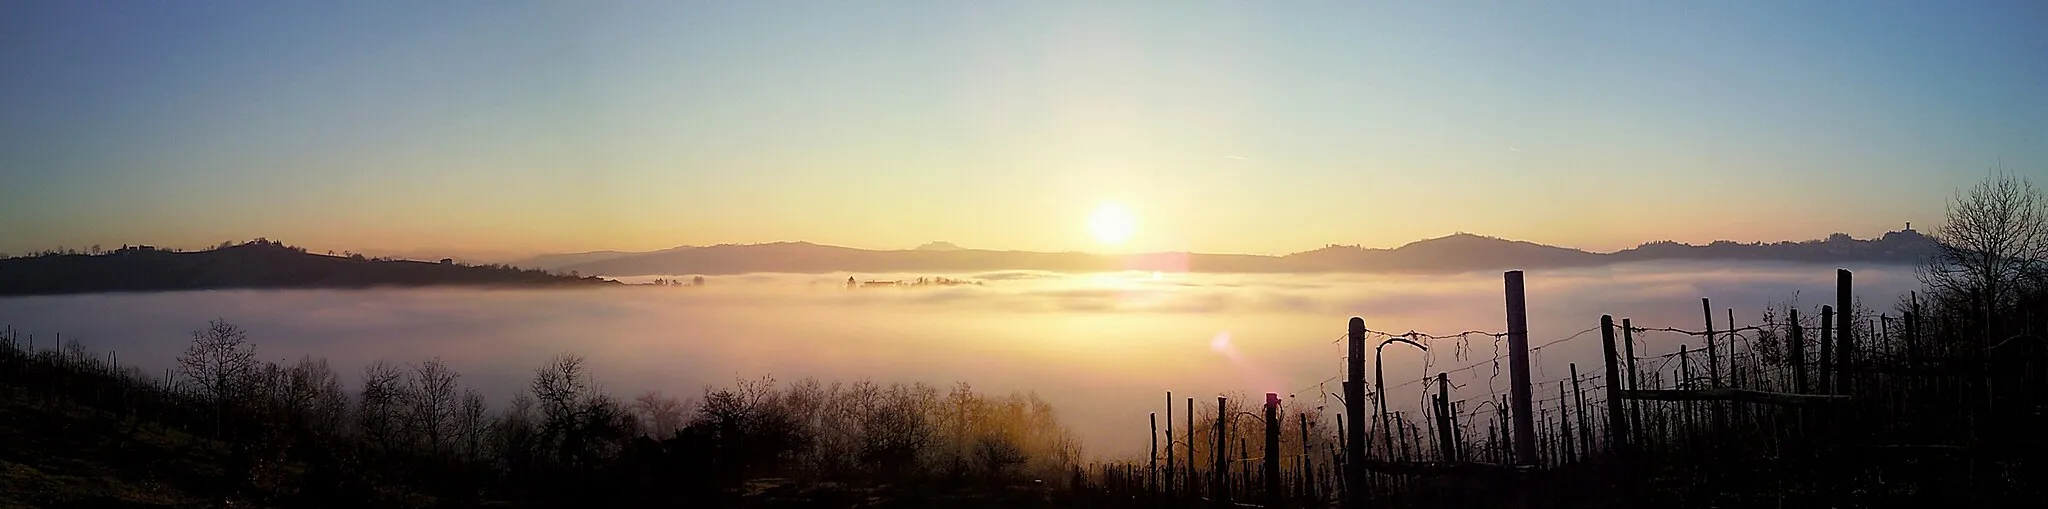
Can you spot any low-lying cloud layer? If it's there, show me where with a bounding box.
[0,261,1920,457]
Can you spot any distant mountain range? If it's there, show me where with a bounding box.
[522,229,1943,277]
[0,242,618,296]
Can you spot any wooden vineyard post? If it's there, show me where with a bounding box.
[1623,318,1642,442]
[1703,299,1731,435]
[1835,269,1854,395]
[1505,271,1537,465]
[1343,317,1367,509]
[1556,381,1573,462]
[1377,363,1391,462]
[1215,396,1230,507]
[1680,344,1691,390]
[1166,392,1175,499]
[1678,345,1693,450]
[1702,298,1720,387]
[1728,308,1740,388]
[1265,393,1281,507]
[1299,413,1314,502]
[1448,399,1465,463]
[1504,271,1538,509]
[1879,315,1890,357]
[1600,315,1632,506]
[1150,412,1159,497]
[1435,372,1457,462]
[1187,397,1197,499]
[1327,412,1343,500]
[1430,394,1445,460]
[1396,411,1411,461]
[1572,363,1589,455]
[1327,410,1343,451]
[1790,309,1807,394]
[1600,316,1630,450]
[1819,306,1834,394]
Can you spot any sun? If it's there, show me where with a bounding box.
[1087,203,1138,246]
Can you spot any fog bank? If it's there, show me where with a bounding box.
[0,261,1919,457]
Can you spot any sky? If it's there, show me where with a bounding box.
[3,1,2045,259]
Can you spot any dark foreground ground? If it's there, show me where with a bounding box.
[0,388,1128,508]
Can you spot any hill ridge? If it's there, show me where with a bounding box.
[0,241,618,296]
[543,229,1940,277]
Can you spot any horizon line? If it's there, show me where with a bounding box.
[12,226,1928,264]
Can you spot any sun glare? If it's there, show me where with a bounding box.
[1087,204,1138,246]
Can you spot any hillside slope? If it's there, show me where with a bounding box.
[0,243,617,296]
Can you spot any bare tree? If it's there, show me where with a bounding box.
[286,356,348,436]
[631,390,688,438]
[460,388,489,461]
[532,354,589,431]
[178,319,256,402]
[1921,170,2048,331]
[358,360,407,447]
[407,357,462,453]
[494,393,539,472]
[531,353,591,464]
[858,382,934,477]
[177,319,257,437]
[528,354,633,470]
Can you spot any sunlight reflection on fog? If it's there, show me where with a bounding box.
[0,261,1920,458]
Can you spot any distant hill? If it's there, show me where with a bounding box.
[551,229,1943,277]
[914,241,965,251]
[502,250,639,271]
[503,245,705,271]
[0,242,619,296]
[1284,233,1608,272]
[1609,230,1943,264]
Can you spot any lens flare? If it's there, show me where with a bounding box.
[1209,330,1239,360]
[1209,330,1287,396]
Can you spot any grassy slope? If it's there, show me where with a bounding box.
[0,389,223,508]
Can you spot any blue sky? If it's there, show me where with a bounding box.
[3,1,2044,258]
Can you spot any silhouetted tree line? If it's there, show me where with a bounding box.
[0,320,1083,507]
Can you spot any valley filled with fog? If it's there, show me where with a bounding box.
[0,261,1921,457]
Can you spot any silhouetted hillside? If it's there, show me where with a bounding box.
[1610,228,1941,264]
[503,250,639,270]
[552,230,1942,277]
[0,241,616,296]
[504,245,698,271]
[1288,233,1607,272]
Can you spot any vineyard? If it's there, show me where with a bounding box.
[1077,268,2048,508]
